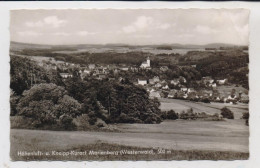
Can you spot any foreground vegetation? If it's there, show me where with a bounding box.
[11,141,249,161]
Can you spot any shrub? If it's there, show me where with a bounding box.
[242,112,249,126]
[201,98,211,103]
[144,114,161,124]
[95,118,108,128]
[166,110,179,120]
[220,107,234,119]
[87,111,97,125]
[180,108,196,120]
[72,114,91,130]
[119,113,137,123]
[160,111,167,120]
[10,116,36,129]
[59,114,75,130]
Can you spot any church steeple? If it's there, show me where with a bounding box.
[147,56,150,67]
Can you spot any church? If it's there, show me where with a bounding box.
[140,57,151,69]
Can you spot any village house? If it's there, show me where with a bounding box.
[168,89,178,98]
[155,83,162,88]
[88,64,95,70]
[160,66,168,72]
[153,76,160,83]
[162,84,169,90]
[120,67,129,71]
[181,87,189,93]
[217,79,228,85]
[209,83,217,88]
[202,76,214,84]
[60,73,73,79]
[149,91,161,98]
[149,78,155,85]
[170,79,180,86]
[138,79,148,86]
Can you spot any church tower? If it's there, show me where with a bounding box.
[147,56,150,67]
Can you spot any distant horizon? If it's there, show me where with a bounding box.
[10,40,247,47]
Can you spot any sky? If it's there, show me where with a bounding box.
[10,9,249,45]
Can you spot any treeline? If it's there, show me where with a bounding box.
[15,49,152,65]
[10,56,64,95]
[178,50,249,88]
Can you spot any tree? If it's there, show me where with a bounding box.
[166,110,179,120]
[17,83,82,126]
[220,107,234,119]
[10,56,64,95]
[242,112,249,126]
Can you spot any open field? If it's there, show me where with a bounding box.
[10,142,248,161]
[10,99,249,160]
[10,119,249,160]
[159,98,248,119]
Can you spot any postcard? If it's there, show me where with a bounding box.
[9,8,250,161]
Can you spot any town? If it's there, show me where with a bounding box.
[34,54,249,105]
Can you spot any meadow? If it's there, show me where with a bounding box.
[10,99,249,161]
[159,98,248,119]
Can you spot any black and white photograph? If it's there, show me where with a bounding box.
[9,9,249,161]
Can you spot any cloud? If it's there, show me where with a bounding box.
[122,16,154,33]
[195,25,218,34]
[18,31,42,36]
[25,16,67,28]
[76,31,96,36]
[53,32,70,36]
[157,23,171,30]
[122,26,136,33]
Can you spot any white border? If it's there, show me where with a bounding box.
[1,1,260,168]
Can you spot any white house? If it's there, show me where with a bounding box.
[149,91,161,98]
[217,79,227,85]
[138,79,147,86]
[140,57,151,69]
[83,69,91,74]
[153,76,160,83]
[155,83,162,88]
[209,83,217,88]
[171,79,180,85]
[60,73,73,79]
[162,85,169,90]
[181,88,189,92]
[88,64,95,70]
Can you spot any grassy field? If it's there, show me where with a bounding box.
[10,119,249,161]
[159,98,248,119]
[10,141,248,161]
[10,99,249,161]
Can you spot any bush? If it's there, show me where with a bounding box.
[179,108,196,120]
[59,114,75,130]
[144,114,162,124]
[220,107,234,119]
[72,114,91,130]
[242,112,249,126]
[95,118,108,128]
[166,110,179,120]
[201,98,211,103]
[87,111,97,125]
[160,111,167,120]
[119,113,137,123]
[10,116,36,129]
